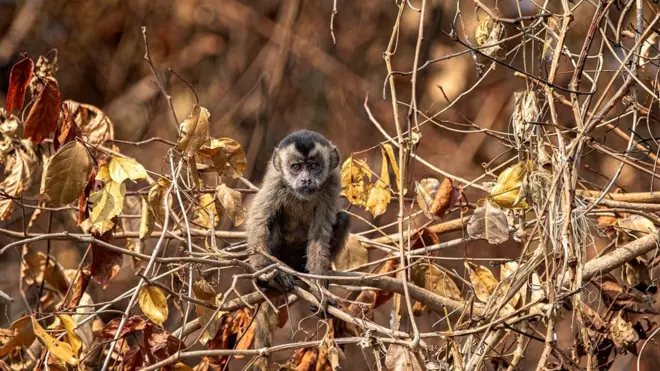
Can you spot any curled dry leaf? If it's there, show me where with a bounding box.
[45,140,93,206]
[475,16,505,59]
[415,178,439,219]
[340,155,372,207]
[6,55,34,114]
[109,156,147,184]
[139,196,155,241]
[465,262,498,303]
[512,90,539,143]
[366,146,392,217]
[199,138,247,178]
[489,160,533,209]
[384,344,423,371]
[95,316,147,341]
[415,177,456,220]
[148,179,172,224]
[192,280,225,345]
[216,184,246,226]
[621,258,650,289]
[196,192,218,228]
[23,77,62,145]
[54,104,81,151]
[138,285,169,326]
[90,230,122,289]
[542,17,559,63]
[616,215,657,245]
[609,312,640,349]
[88,179,125,224]
[21,247,70,295]
[63,101,115,147]
[31,317,78,366]
[332,236,368,271]
[0,140,38,220]
[177,104,210,157]
[467,200,509,244]
[500,261,522,308]
[529,272,546,315]
[382,143,402,192]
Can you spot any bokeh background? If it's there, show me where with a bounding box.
[1,0,659,369]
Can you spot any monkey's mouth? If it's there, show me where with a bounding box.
[297,185,319,196]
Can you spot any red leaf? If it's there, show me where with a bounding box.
[96,316,147,341]
[5,55,34,114]
[147,331,184,360]
[23,78,61,145]
[89,229,123,288]
[54,104,81,151]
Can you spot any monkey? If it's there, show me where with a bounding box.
[245,130,350,370]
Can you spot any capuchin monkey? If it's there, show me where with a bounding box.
[246,130,350,370]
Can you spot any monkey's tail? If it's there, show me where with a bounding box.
[252,302,278,371]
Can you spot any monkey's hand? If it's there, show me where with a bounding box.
[273,272,296,292]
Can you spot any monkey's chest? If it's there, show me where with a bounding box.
[280,212,313,244]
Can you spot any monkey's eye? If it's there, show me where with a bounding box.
[309,163,320,171]
[291,163,302,172]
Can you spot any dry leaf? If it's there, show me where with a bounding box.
[529,272,546,315]
[609,312,640,349]
[512,90,539,143]
[542,18,559,63]
[332,236,368,271]
[148,179,172,224]
[90,230,122,288]
[0,316,35,357]
[23,77,61,145]
[177,104,210,156]
[215,184,246,226]
[415,178,439,219]
[139,196,155,241]
[616,215,657,245]
[384,344,423,371]
[21,248,70,295]
[382,143,401,192]
[44,140,92,206]
[500,261,523,308]
[411,263,461,314]
[467,200,509,244]
[54,104,82,151]
[138,286,169,326]
[95,316,147,341]
[6,55,34,114]
[465,262,498,303]
[366,147,392,217]
[31,317,78,366]
[0,140,38,220]
[56,315,82,356]
[192,280,225,345]
[340,155,372,207]
[199,138,247,178]
[475,16,505,59]
[109,156,147,184]
[63,101,115,147]
[490,160,533,209]
[196,192,218,228]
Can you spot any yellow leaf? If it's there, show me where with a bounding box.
[382,143,401,192]
[88,180,125,223]
[139,196,154,241]
[196,192,218,228]
[199,138,247,178]
[465,262,498,303]
[500,261,522,308]
[0,316,35,357]
[489,160,533,209]
[332,236,368,271]
[177,104,210,157]
[95,162,111,183]
[138,285,169,326]
[365,148,392,217]
[44,140,92,206]
[109,156,147,184]
[340,155,372,207]
[216,184,246,226]
[148,179,172,224]
[57,315,82,356]
[31,317,78,366]
[174,363,194,371]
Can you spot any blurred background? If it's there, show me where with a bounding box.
[1,0,658,369]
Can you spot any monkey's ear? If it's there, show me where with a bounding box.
[272,150,282,172]
[330,146,340,169]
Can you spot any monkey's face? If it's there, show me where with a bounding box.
[276,143,334,199]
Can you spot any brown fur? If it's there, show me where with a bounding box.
[246,131,349,370]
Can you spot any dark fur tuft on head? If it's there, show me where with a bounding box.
[277,130,331,156]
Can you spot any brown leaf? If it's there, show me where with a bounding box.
[147,331,183,360]
[467,200,509,244]
[415,178,439,219]
[95,316,147,341]
[332,236,368,271]
[63,101,115,147]
[139,196,155,241]
[60,268,91,311]
[609,312,640,349]
[348,260,397,319]
[0,316,35,357]
[465,262,498,303]
[78,168,96,225]
[121,346,146,371]
[148,179,172,224]
[192,280,224,345]
[411,263,462,314]
[90,230,123,289]
[596,276,657,313]
[199,138,247,178]
[177,105,210,157]
[366,146,392,217]
[296,349,318,371]
[384,344,423,371]
[6,55,34,114]
[53,104,81,151]
[21,247,70,295]
[430,177,455,219]
[340,155,372,207]
[23,78,61,145]
[44,140,93,206]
